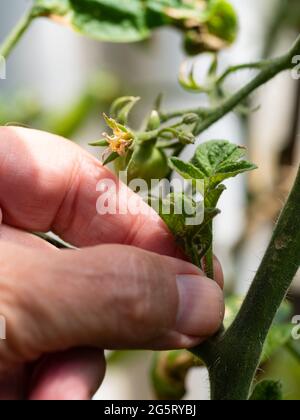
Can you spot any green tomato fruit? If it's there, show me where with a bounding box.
[115,144,169,185]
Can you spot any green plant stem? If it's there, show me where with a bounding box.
[202,244,214,280]
[0,8,36,59]
[161,108,210,122]
[215,61,270,86]
[33,232,73,250]
[193,165,300,400]
[201,219,214,280]
[161,35,300,135]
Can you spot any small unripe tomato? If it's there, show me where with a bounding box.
[115,144,169,185]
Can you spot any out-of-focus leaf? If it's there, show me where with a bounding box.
[103,151,119,165]
[110,96,140,125]
[250,380,283,401]
[224,295,244,329]
[34,0,150,42]
[33,0,238,54]
[261,324,294,365]
[89,139,109,147]
[151,350,199,400]
[224,297,294,365]
[107,350,145,365]
[273,300,293,324]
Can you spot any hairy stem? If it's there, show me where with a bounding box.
[215,61,269,86]
[195,165,300,400]
[0,8,37,59]
[161,35,300,136]
[202,239,214,280]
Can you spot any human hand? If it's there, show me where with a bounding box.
[0,127,224,400]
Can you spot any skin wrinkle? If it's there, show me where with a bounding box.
[76,251,150,344]
[50,150,84,240]
[0,242,213,359]
[112,252,168,344]
[0,128,71,231]
[122,212,145,247]
[90,249,166,346]
[0,251,53,362]
[0,287,40,364]
[32,253,101,351]
[82,167,127,246]
[51,152,133,247]
[0,243,75,360]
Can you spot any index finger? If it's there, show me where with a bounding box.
[0,126,178,256]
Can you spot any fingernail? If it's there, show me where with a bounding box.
[176,275,224,337]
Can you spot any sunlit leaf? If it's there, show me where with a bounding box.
[192,140,257,188]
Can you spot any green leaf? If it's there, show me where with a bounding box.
[33,0,238,54]
[155,192,219,267]
[205,184,226,207]
[103,151,119,165]
[89,139,108,147]
[103,113,129,133]
[193,140,246,174]
[224,295,244,329]
[170,141,255,207]
[170,141,256,191]
[169,158,206,182]
[192,140,257,188]
[110,96,140,125]
[34,0,151,42]
[210,161,257,188]
[157,193,202,239]
[261,323,294,365]
[273,300,293,324]
[192,208,219,261]
[250,380,283,401]
[206,0,238,44]
[165,141,256,268]
[151,350,198,400]
[33,0,70,16]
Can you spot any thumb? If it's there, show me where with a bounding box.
[0,243,224,363]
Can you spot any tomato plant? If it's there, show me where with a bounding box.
[1,0,300,401]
